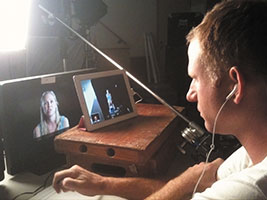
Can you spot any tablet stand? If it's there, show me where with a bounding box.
[54,103,184,177]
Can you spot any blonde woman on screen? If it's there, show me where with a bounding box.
[33,90,69,139]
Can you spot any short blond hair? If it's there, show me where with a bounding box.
[187,0,267,83]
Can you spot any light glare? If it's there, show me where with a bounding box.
[0,0,32,51]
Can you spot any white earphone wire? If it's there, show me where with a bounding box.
[192,94,232,197]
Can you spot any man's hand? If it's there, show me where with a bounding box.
[53,165,165,199]
[52,165,106,196]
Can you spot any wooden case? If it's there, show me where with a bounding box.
[54,103,184,177]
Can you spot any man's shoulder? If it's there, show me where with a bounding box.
[193,159,267,200]
[217,146,251,179]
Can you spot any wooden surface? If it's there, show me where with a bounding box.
[54,103,184,176]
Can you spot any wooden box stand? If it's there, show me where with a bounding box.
[54,103,183,177]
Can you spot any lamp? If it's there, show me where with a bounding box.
[0,0,32,51]
[72,0,107,28]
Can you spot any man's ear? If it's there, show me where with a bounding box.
[228,66,244,104]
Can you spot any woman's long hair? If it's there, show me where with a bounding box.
[39,91,61,136]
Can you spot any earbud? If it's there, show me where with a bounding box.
[225,84,238,100]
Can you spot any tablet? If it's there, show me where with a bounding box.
[73,70,137,131]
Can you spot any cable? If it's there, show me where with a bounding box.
[192,96,231,197]
[11,170,55,200]
[131,88,143,104]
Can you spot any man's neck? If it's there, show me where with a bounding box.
[237,124,267,164]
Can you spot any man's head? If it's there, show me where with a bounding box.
[186,0,267,133]
[187,0,267,84]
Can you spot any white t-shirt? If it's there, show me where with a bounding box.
[192,147,267,200]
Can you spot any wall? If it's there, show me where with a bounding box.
[90,0,157,79]
[92,0,157,57]
[0,51,27,80]
[0,0,207,81]
[157,0,206,74]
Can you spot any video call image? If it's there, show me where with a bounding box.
[33,90,70,139]
[0,69,93,175]
[80,74,134,125]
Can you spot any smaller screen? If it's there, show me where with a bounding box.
[80,74,134,124]
[74,70,137,131]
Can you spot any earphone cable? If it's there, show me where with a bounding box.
[192,97,230,197]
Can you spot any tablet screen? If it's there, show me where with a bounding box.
[73,70,137,131]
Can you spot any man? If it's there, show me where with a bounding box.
[52,1,267,199]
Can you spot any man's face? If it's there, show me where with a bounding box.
[186,39,223,132]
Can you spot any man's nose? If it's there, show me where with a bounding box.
[186,87,197,102]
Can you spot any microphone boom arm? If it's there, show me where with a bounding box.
[38,5,208,152]
[38,4,190,123]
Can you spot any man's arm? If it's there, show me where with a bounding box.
[54,117,223,199]
[53,158,223,200]
[53,165,165,200]
[145,158,224,200]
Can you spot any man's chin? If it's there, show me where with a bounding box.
[204,122,213,133]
